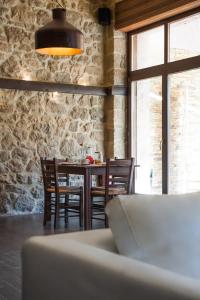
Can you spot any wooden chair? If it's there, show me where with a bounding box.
[40,158,83,229]
[91,158,135,227]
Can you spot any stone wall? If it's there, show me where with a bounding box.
[0,0,104,85]
[0,90,104,213]
[0,0,127,214]
[103,0,126,159]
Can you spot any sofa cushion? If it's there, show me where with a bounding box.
[106,193,200,279]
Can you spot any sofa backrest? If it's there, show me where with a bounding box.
[106,193,200,279]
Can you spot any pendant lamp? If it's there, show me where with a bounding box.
[35,8,83,56]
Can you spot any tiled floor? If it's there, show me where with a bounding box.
[0,214,103,300]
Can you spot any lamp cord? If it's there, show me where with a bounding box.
[55,0,65,8]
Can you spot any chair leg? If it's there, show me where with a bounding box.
[43,192,50,226]
[43,197,47,226]
[65,194,69,225]
[54,194,59,229]
[79,189,83,228]
[104,196,111,228]
[91,195,94,229]
[104,214,109,228]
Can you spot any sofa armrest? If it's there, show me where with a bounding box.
[22,236,200,300]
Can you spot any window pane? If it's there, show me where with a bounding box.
[132,77,162,194]
[131,26,164,70]
[169,68,200,194]
[169,13,200,62]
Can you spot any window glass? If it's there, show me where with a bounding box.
[132,77,162,194]
[169,13,200,62]
[131,26,164,70]
[169,68,200,194]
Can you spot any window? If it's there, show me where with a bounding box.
[132,77,162,194]
[128,9,200,194]
[169,68,200,194]
[131,26,164,70]
[169,13,200,62]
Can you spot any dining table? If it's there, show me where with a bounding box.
[58,162,108,230]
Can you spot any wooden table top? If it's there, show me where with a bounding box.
[58,162,106,168]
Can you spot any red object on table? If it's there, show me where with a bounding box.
[86,155,94,164]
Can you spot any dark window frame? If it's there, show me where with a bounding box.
[127,7,200,194]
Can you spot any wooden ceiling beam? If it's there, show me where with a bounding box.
[115,0,200,32]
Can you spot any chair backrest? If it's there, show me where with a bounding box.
[105,158,135,200]
[40,158,68,193]
[40,158,57,193]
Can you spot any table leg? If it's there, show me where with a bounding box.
[84,169,92,230]
[97,175,105,186]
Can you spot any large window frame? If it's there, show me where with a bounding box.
[127,7,200,194]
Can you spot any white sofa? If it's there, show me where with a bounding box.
[22,193,200,300]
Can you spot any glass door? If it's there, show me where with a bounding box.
[169,68,200,193]
[129,10,200,195]
[132,77,162,194]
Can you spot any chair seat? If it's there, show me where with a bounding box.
[59,201,81,208]
[91,187,127,196]
[91,185,125,190]
[91,186,105,190]
[47,186,81,194]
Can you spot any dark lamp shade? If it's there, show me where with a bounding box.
[35,8,83,56]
